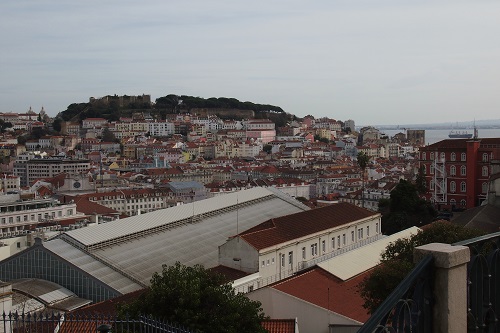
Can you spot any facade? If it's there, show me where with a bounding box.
[0,194,82,238]
[419,138,500,209]
[14,157,90,187]
[219,203,381,290]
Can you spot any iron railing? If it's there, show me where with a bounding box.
[1,311,197,333]
[454,231,500,332]
[358,254,434,333]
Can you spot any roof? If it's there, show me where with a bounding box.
[239,203,379,250]
[261,319,297,333]
[12,187,310,299]
[317,226,420,281]
[272,267,371,323]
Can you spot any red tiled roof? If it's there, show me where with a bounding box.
[261,319,296,333]
[208,265,252,284]
[239,203,378,250]
[272,267,371,323]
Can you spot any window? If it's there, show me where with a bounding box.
[351,231,355,242]
[483,153,488,162]
[367,226,370,237]
[261,260,265,267]
[280,254,285,267]
[450,181,456,193]
[337,235,341,248]
[311,244,318,256]
[461,182,466,192]
[332,237,335,249]
[430,152,434,160]
[461,165,466,176]
[450,199,456,206]
[430,180,434,190]
[342,234,346,245]
[461,199,467,207]
[422,152,426,160]
[430,164,434,174]
[376,222,379,233]
[461,152,466,161]
[440,152,445,160]
[482,166,488,177]
[451,152,456,161]
[302,247,306,260]
[272,257,275,265]
[288,251,293,265]
[266,259,270,266]
[482,182,488,194]
[358,228,363,239]
[322,240,326,253]
[17,242,21,248]
[450,165,456,176]
[247,285,254,292]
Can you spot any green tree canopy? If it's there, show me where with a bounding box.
[382,180,437,234]
[358,221,484,313]
[118,262,267,333]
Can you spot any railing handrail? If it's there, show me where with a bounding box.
[358,254,434,333]
[452,230,500,246]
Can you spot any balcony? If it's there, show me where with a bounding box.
[359,231,500,332]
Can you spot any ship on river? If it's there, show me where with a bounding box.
[448,130,473,139]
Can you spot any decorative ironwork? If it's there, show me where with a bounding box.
[454,231,500,332]
[1,311,197,333]
[358,254,434,333]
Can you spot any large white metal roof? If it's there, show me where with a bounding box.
[63,187,304,248]
[318,226,421,281]
[44,187,309,289]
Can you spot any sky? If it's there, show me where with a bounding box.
[1,0,500,126]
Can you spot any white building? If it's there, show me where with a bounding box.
[219,202,382,293]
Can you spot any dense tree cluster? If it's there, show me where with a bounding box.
[381,180,437,234]
[118,262,267,333]
[358,221,484,313]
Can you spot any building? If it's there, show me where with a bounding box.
[14,156,90,187]
[419,138,500,210]
[219,203,382,291]
[0,187,310,302]
[407,129,425,146]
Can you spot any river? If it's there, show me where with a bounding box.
[380,128,500,145]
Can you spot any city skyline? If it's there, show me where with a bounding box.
[1,1,499,125]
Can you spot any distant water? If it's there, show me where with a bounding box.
[381,128,500,145]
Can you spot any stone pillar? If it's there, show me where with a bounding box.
[414,243,470,333]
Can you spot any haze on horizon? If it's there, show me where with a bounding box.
[1,0,499,126]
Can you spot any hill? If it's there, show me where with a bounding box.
[57,94,291,126]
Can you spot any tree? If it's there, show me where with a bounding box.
[263,144,272,154]
[118,262,267,333]
[381,180,437,234]
[101,127,116,142]
[357,152,370,208]
[358,221,484,313]
[415,165,427,195]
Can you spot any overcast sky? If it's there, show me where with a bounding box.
[1,0,499,125]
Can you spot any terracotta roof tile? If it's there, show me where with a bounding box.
[262,319,296,333]
[239,203,378,250]
[272,267,371,323]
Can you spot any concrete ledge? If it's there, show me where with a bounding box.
[414,243,470,268]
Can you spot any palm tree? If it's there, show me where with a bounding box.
[357,152,370,208]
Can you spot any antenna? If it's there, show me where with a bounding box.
[236,193,239,238]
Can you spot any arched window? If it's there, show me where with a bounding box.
[450,199,456,207]
[461,199,467,207]
[430,180,434,190]
[430,164,434,174]
[422,152,426,160]
[450,165,456,176]
[461,165,466,176]
[430,152,434,160]
[440,152,445,160]
[461,181,466,192]
[482,182,488,193]
[461,152,466,161]
[482,166,488,177]
[483,153,488,162]
[450,181,456,193]
[451,152,456,161]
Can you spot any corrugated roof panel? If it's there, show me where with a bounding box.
[318,226,420,281]
[64,187,285,247]
[44,240,143,293]
[89,195,307,285]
